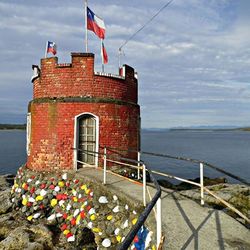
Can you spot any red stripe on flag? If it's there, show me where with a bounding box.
[102,42,108,64]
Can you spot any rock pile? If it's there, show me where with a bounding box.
[1,166,156,249]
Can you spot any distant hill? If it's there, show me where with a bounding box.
[142,126,250,132]
[239,127,250,131]
[0,124,26,130]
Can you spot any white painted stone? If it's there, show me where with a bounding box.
[62,173,67,180]
[35,180,40,185]
[98,196,108,204]
[113,195,118,201]
[47,214,56,221]
[122,220,128,229]
[28,197,35,203]
[40,189,47,196]
[66,204,71,211]
[54,186,60,192]
[33,213,41,219]
[59,200,65,206]
[56,213,63,218]
[102,238,111,248]
[67,235,75,242]
[27,178,32,183]
[74,209,80,217]
[113,205,119,213]
[114,228,120,235]
[125,204,129,210]
[88,208,95,215]
[88,222,93,229]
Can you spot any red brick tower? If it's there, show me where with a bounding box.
[26,53,140,172]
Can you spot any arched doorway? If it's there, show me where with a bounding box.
[74,113,99,169]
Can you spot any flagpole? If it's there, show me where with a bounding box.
[85,0,88,52]
[101,39,104,72]
[44,41,48,58]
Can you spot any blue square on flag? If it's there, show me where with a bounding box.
[47,41,57,55]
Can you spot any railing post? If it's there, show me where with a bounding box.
[156,197,162,248]
[200,162,204,206]
[143,164,146,207]
[103,147,107,185]
[137,151,141,180]
[74,148,77,170]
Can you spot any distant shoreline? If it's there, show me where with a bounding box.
[143,127,250,132]
[169,127,250,132]
[0,124,26,130]
[0,124,250,132]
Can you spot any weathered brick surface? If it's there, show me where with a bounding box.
[27,53,140,171]
[33,53,138,104]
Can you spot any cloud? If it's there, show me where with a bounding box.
[0,0,250,127]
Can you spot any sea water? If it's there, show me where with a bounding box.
[0,130,249,183]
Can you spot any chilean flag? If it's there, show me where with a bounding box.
[101,41,108,64]
[47,41,57,55]
[87,7,105,39]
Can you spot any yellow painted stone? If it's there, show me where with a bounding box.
[63,229,70,235]
[27,215,33,221]
[90,214,96,221]
[73,197,78,202]
[22,198,28,206]
[107,215,113,221]
[35,195,43,201]
[81,204,85,209]
[152,245,156,250]
[116,235,122,243]
[51,199,58,207]
[92,227,101,233]
[22,183,26,188]
[14,183,18,188]
[132,218,138,225]
[85,189,90,195]
[58,181,64,187]
[67,215,73,221]
[76,215,81,224]
[80,184,87,191]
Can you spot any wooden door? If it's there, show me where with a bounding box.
[78,115,96,165]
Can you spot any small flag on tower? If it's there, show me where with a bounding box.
[101,41,108,64]
[87,7,106,39]
[46,41,57,55]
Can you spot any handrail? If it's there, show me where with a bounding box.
[118,166,162,250]
[74,147,162,249]
[102,146,250,185]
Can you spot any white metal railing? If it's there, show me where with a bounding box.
[151,167,250,224]
[101,146,250,225]
[75,145,250,248]
[102,147,162,248]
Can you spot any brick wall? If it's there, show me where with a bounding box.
[33,53,137,104]
[27,53,140,171]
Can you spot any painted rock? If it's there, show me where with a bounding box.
[40,189,47,197]
[98,196,108,204]
[114,228,120,235]
[102,238,111,248]
[112,206,119,213]
[33,213,41,219]
[47,214,56,221]
[62,173,67,180]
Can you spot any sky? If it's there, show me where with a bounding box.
[0,0,250,128]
